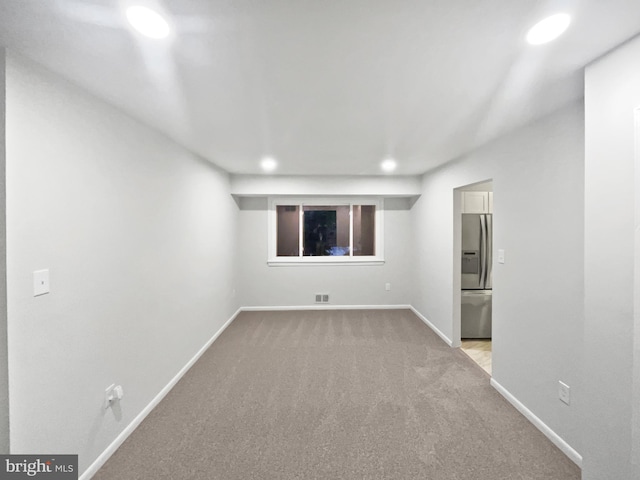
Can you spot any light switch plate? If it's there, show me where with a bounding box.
[498,249,505,264]
[33,269,50,296]
[558,381,571,405]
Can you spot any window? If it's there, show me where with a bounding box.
[268,197,384,264]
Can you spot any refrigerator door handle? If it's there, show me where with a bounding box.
[479,215,487,288]
[486,214,493,289]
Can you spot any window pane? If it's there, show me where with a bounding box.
[353,205,375,256]
[303,206,350,256]
[276,206,299,256]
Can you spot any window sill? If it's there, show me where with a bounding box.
[267,258,385,267]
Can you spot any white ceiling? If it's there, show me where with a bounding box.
[1,0,640,175]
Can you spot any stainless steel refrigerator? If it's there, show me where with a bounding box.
[461,213,492,338]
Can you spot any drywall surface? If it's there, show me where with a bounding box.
[0,49,9,454]
[230,174,421,197]
[412,102,584,455]
[5,54,239,474]
[583,34,640,480]
[237,197,416,307]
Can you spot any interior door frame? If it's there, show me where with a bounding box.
[631,106,640,466]
[452,189,462,348]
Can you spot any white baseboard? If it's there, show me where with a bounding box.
[490,378,582,467]
[409,306,453,346]
[240,304,412,312]
[79,308,242,480]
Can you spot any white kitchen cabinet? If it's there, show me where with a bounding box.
[463,192,488,213]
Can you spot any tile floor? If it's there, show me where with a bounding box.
[460,339,492,375]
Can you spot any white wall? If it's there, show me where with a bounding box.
[237,196,415,307]
[5,54,239,475]
[0,48,9,454]
[412,102,585,456]
[230,174,421,197]
[583,34,640,480]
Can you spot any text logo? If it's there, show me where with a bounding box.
[0,455,77,479]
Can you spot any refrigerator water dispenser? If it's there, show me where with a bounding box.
[462,251,479,274]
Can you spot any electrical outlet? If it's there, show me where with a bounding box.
[385,283,391,291]
[104,384,116,409]
[33,269,50,296]
[558,381,570,405]
[105,384,124,409]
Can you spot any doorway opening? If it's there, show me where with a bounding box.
[454,180,493,375]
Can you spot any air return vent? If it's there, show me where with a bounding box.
[315,293,330,303]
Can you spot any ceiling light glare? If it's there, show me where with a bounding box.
[126,5,170,39]
[261,156,278,172]
[526,13,571,45]
[381,158,397,173]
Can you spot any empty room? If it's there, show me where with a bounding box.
[1,1,639,479]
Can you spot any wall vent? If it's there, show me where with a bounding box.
[315,293,330,303]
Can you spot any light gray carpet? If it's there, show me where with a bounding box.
[94,309,580,479]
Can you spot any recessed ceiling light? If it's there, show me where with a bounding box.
[526,13,571,45]
[261,156,278,172]
[126,5,170,39]
[381,158,397,173]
